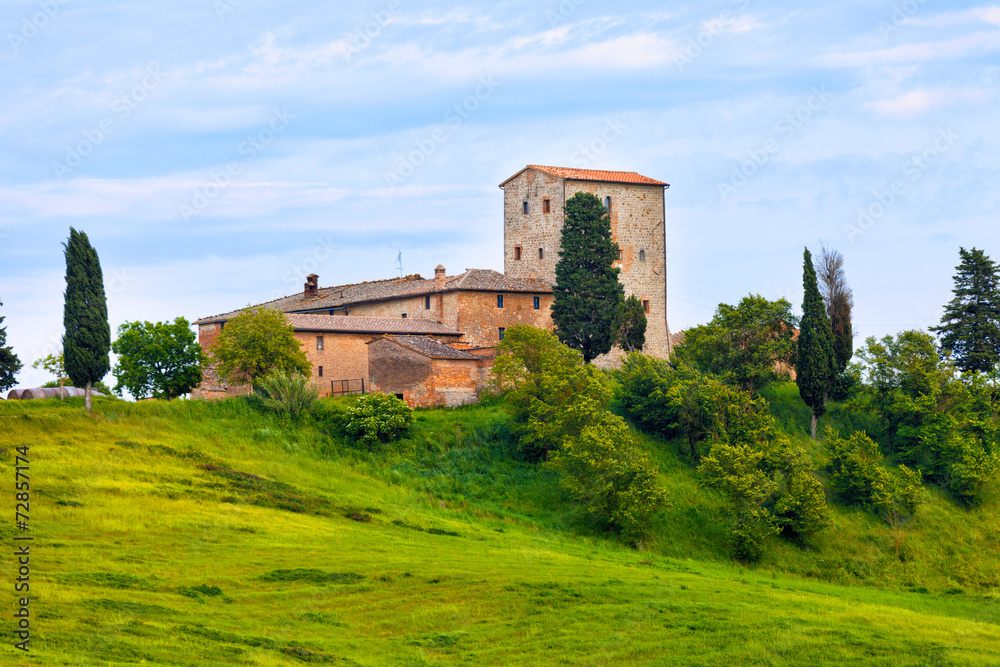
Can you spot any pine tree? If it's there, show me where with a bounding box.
[617,295,647,353]
[796,248,838,439]
[551,192,625,363]
[930,247,1000,373]
[63,228,111,412]
[0,295,23,392]
[817,244,854,373]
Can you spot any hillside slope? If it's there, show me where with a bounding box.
[1,397,999,666]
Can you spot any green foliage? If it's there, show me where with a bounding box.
[931,246,1000,374]
[112,317,206,400]
[796,247,838,435]
[617,294,647,353]
[0,295,22,392]
[674,294,798,395]
[255,369,319,420]
[490,324,605,460]
[62,227,111,410]
[551,192,625,362]
[344,392,413,448]
[33,352,67,388]
[210,306,311,390]
[549,413,668,543]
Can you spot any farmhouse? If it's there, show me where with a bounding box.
[193,165,670,406]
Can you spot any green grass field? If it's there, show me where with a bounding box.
[2,393,1000,666]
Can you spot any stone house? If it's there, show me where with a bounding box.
[192,164,670,406]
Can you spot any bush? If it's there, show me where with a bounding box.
[549,414,668,544]
[255,370,318,420]
[344,393,413,449]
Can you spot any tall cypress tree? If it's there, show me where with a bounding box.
[796,248,837,439]
[63,228,111,412]
[0,295,23,392]
[930,247,1000,373]
[551,192,625,362]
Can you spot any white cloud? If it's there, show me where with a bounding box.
[905,7,1000,28]
[817,31,1000,67]
[868,87,993,117]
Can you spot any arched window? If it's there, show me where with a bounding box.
[639,249,646,262]
[604,196,612,212]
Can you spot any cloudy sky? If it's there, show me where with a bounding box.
[1,0,998,390]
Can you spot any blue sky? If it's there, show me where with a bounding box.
[1,0,998,390]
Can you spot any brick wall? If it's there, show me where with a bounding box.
[299,331,373,397]
[367,339,478,408]
[455,291,554,347]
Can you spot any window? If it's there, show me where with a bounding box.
[318,366,323,378]
[617,249,622,261]
[329,309,336,316]
[497,294,504,308]
[639,249,646,262]
[401,313,407,318]
[219,322,224,330]
[642,300,650,314]
[425,295,431,310]
[316,335,324,351]
[499,327,506,341]
[395,393,404,401]
[605,196,612,212]
[523,201,529,214]
[538,247,544,260]
[543,198,551,213]
[514,245,522,261]
[533,296,540,310]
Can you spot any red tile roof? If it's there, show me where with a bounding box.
[285,314,463,336]
[500,165,668,187]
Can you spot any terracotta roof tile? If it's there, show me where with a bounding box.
[285,314,462,336]
[374,335,480,360]
[195,269,551,324]
[500,165,668,187]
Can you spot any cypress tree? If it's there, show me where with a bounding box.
[796,248,838,439]
[0,295,23,392]
[551,192,625,362]
[63,228,111,412]
[930,247,1000,373]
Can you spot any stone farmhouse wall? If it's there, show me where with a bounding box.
[367,339,479,408]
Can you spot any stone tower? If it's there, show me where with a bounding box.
[499,165,671,358]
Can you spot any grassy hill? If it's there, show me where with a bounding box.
[2,392,1000,666]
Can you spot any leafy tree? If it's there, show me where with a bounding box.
[674,294,798,395]
[111,318,206,400]
[490,324,605,460]
[817,244,854,373]
[551,192,625,362]
[931,247,1000,373]
[344,392,413,448]
[63,228,111,412]
[32,352,68,397]
[617,295,647,353]
[0,296,22,392]
[796,248,838,439]
[549,412,668,544]
[209,306,310,392]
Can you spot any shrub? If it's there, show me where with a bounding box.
[549,414,668,544]
[255,370,319,420]
[344,393,413,449]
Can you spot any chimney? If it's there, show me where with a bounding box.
[304,274,319,297]
[434,265,446,287]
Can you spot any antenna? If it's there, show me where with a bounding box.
[395,251,403,278]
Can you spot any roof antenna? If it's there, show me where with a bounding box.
[395,251,403,278]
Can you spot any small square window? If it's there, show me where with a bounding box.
[316,335,324,351]
[523,201,529,214]
[499,327,506,341]
[543,198,551,213]
[642,300,650,314]
[538,248,544,260]
[533,296,540,310]
[318,366,323,378]
[497,294,504,308]
[514,245,522,261]
[425,295,431,309]
[401,313,407,319]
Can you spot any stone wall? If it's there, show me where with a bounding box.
[502,167,670,358]
[454,290,555,347]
